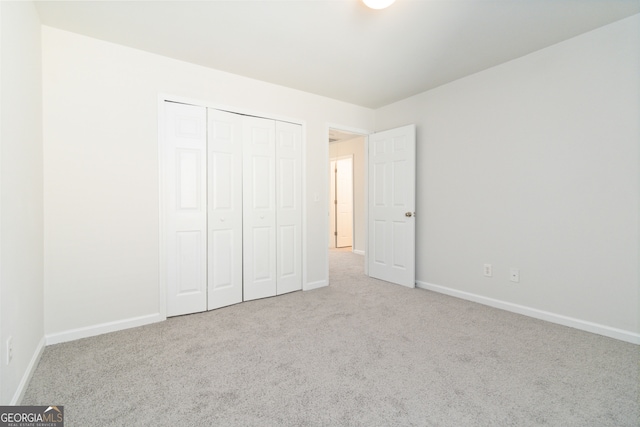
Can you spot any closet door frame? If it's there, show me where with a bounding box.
[158,94,307,320]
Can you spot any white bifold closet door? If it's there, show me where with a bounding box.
[164,101,302,316]
[242,117,277,300]
[165,102,208,317]
[242,117,302,300]
[275,121,303,296]
[208,109,244,310]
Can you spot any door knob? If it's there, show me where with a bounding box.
[405,212,413,217]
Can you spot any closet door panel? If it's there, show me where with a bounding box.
[208,109,243,310]
[164,102,207,317]
[243,116,277,301]
[276,121,302,295]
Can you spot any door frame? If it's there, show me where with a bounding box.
[158,93,307,320]
[325,124,371,284]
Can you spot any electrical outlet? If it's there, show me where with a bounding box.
[483,264,492,277]
[6,336,13,365]
[510,268,520,283]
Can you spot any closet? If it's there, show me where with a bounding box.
[163,101,302,317]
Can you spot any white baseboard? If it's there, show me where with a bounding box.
[304,279,328,291]
[45,313,164,345]
[353,249,365,256]
[12,336,45,405]
[416,281,640,345]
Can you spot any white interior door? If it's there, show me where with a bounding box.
[243,116,277,301]
[336,156,353,248]
[368,125,416,288]
[207,109,243,310]
[276,121,303,295]
[164,102,208,316]
[329,160,337,248]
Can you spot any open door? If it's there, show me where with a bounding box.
[207,108,243,310]
[275,120,303,295]
[242,116,277,301]
[164,102,208,316]
[329,156,354,248]
[329,159,337,248]
[367,125,416,288]
[335,156,353,248]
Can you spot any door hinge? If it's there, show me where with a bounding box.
[334,231,337,236]
[334,200,337,204]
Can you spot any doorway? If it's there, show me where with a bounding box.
[327,128,365,254]
[327,124,416,288]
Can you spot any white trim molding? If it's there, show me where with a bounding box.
[45,313,164,346]
[416,281,640,345]
[12,337,45,405]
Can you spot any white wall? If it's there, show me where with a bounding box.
[42,26,373,340]
[375,15,639,341]
[0,1,45,404]
[329,137,366,254]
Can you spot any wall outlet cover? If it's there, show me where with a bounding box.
[484,264,492,277]
[6,336,13,365]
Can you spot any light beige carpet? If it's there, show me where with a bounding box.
[23,249,639,426]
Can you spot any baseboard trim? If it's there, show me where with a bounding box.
[353,249,365,256]
[304,279,328,291]
[12,336,46,405]
[45,313,164,346]
[416,281,640,345]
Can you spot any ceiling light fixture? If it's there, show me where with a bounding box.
[362,0,396,10]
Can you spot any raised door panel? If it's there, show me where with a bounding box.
[372,157,388,267]
[208,109,243,310]
[164,102,208,316]
[176,231,205,293]
[276,121,302,295]
[243,116,277,301]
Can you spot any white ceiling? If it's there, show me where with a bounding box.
[34,0,640,109]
